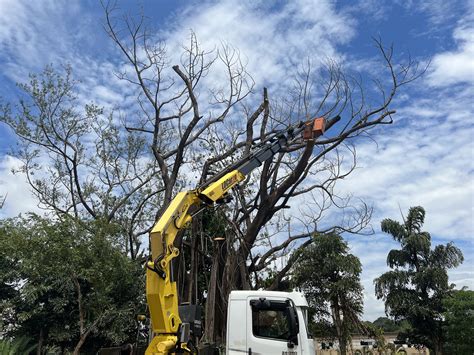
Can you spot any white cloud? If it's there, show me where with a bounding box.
[335,82,474,242]
[335,43,473,319]
[0,155,41,218]
[0,0,135,109]
[428,15,474,87]
[0,0,87,80]
[160,0,354,92]
[449,253,474,290]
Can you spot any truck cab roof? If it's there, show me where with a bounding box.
[229,290,309,307]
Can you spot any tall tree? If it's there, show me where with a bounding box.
[291,234,364,355]
[100,11,424,343]
[374,206,464,355]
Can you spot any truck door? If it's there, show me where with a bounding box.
[246,298,300,355]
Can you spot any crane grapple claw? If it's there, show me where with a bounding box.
[303,117,325,140]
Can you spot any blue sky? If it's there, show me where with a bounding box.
[0,0,473,321]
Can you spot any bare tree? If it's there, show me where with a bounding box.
[195,48,422,341]
[103,3,254,216]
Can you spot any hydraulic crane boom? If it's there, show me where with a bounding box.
[145,117,326,354]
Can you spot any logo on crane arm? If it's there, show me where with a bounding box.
[221,174,240,191]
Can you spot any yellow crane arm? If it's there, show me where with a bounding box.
[146,171,245,354]
[145,117,326,354]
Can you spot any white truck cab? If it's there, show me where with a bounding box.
[226,290,314,355]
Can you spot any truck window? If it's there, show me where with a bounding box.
[252,308,290,341]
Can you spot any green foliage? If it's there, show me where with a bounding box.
[374,206,464,353]
[292,234,363,316]
[362,318,411,354]
[371,317,410,333]
[292,234,364,354]
[0,336,36,355]
[362,322,388,352]
[309,319,337,340]
[0,215,145,353]
[442,289,474,354]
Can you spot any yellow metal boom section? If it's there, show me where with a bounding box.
[146,170,245,354]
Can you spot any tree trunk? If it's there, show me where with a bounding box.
[433,340,443,355]
[186,220,200,304]
[73,322,100,355]
[72,276,93,355]
[204,250,219,343]
[73,335,88,355]
[339,337,347,355]
[36,327,44,355]
[331,298,347,355]
[217,247,238,341]
[204,239,229,343]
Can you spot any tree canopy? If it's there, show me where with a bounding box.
[374,206,464,355]
[442,289,474,355]
[0,215,144,354]
[292,233,364,355]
